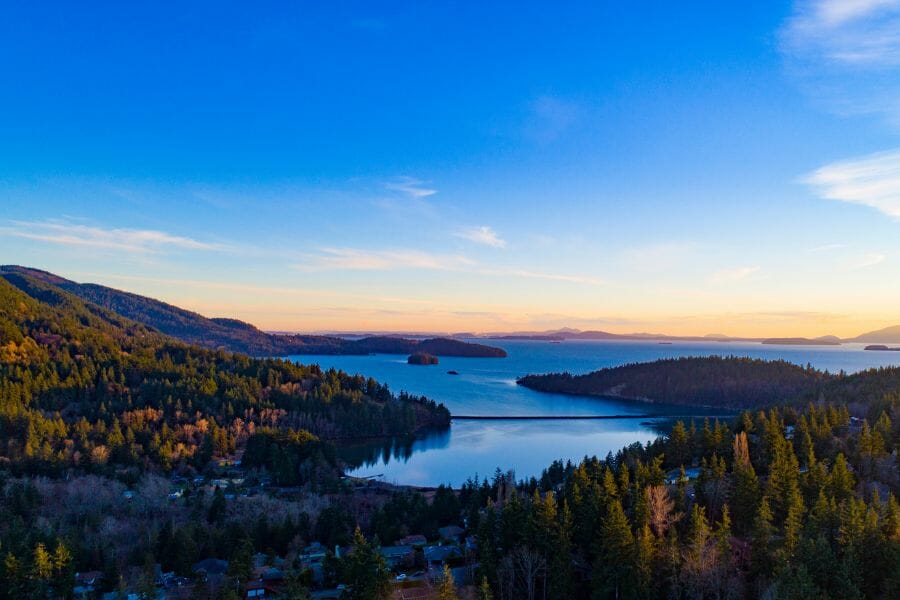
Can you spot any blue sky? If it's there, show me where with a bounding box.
[2,1,900,336]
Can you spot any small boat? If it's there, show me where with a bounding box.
[447,370,459,375]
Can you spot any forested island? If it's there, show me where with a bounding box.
[518,355,900,413]
[408,352,439,365]
[0,266,507,359]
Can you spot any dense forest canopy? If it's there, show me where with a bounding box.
[0,266,507,358]
[0,273,449,480]
[518,355,900,410]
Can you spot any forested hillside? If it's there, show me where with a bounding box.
[0,274,449,479]
[518,355,900,409]
[463,401,900,598]
[0,266,506,358]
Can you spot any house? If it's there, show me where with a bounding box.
[398,534,427,546]
[254,567,285,584]
[245,580,279,598]
[664,467,702,485]
[437,525,464,543]
[379,545,415,569]
[252,553,269,569]
[192,558,229,578]
[301,542,326,563]
[424,545,461,567]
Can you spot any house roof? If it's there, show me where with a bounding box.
[192,558,228,575]
[380,545,415,558]
[438,525,464,538]
[424,545,461,562]
[399,534,427,545]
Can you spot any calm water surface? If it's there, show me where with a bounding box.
[287,340,900,486]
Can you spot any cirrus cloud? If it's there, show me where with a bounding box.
[802,148,900,218]
[384,176,437,198]
[709,265,761,283]
[455,226,507,248]
[1,220,225,254]
[296,247,475,272]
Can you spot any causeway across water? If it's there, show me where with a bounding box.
[451,414,725,420]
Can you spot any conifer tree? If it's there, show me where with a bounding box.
[437,563,460,600]
[593,498,635,599]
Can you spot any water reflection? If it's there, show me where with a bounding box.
[339,427,452,471]
[342,418,660,487]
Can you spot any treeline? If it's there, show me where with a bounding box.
[518,356,835,409]
[458,400,899,599]
[0,274,449,479]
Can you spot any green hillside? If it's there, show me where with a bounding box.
[0,273,449,478]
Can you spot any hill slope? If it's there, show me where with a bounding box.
[0,266,505,357]
[0,273,450,477]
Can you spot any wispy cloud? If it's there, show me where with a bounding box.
[1,220,224,254]
[802,149,900,218]
[455,226,507,248]
[841,252,886,270]
[296,247,474,272]
[709,265,761,283]
[782,0,900,66]
[490,269,606,286]
[809,242,848,252]
[384,176,437,198]
[294,246,606,286]
[781,1,900,124]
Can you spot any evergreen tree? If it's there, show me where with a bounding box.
[593,498,635,599]
[477,575,494,600]
[751,497,775,588]
[340,527,391,600]
[829,453,855,501]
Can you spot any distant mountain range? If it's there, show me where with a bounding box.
[2,266,897,349]
[0,266,506,358]
[480,327,900,345]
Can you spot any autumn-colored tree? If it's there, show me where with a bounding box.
[437,563,460,600]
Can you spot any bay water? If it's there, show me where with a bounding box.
[287,339,900,486]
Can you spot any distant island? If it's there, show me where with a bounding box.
[0,266,507,359]
[865,344,900,351]
[762,336,841,346]
[408,352,439,365]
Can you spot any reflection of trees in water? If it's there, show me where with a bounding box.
[338,427,452,470]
